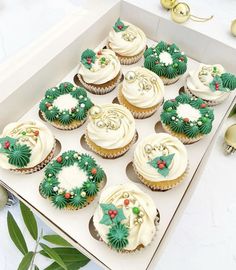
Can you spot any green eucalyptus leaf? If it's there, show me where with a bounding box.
[7,212,28,255]
[39,243,67,270]
[20,202,38,240]
[229,104,236,118]
[45,261,89,270]
[34,266,40,270]
[17,251,34,270]
[40,247,89,263]
[43,235,72,247]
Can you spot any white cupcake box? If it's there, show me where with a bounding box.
[0,1,235,270]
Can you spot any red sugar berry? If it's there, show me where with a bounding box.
[91,168,97,175]
[118,25,123,30]
[64,193,71,199]
[162,161,166,166]
[157,160,162,165]
[124,199,130,206]
[108,210,113,215]
[46,103,52,108]
[183,118,190,122]
[57,156,62,163]
[158,163,165,169]
[113,210,117,215]
[97,50,102,55]
[110,214,115,219]
[4,141,10,149]
[200,103,207,108]
[34,130,39,136]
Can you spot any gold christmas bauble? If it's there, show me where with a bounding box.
[171,2,190,23]
[89,105,102,119]
[160,0,177,10]
[231,19,236,37]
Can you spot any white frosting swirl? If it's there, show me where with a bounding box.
[122,67,164,108]
[93,183,157,250]
[133,133,187,182]
[78,49,121,85]
[186,63,230,102]
[87,104,136,149]
[0,120,55,169]
[108,21,146,57]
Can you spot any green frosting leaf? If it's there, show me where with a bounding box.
[147,154,175,177]
[113,18,129,32]
[81,49,96,69]
[100,204,126,226]
[221,73,236,91]
[8,144,31,168]
[0,136,17,154]
[107,223,129,251]
[209,75,225,92]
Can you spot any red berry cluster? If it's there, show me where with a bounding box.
[4,141,10,149]
[215,83,219,91]
[87,57,92,64]
[108,209,118,219]
[117,25,123,30]
[157,160,166,170]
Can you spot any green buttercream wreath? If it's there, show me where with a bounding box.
[161,93,214,138]
[0,136,32,168]
[39,150,105,209]
[39,82,93,125]
[99,203,129,251]
[144,41,187,79]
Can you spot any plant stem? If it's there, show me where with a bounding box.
[30,229,43,270]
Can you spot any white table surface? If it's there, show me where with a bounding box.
[0,1,236,269]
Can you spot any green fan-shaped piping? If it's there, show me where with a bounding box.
[45,107,59,121]
[45,161,63,177]
[40,178,59,197]
[52,194,67,209]
[82,181,98,196]
[107,223,129,251]
[221,73,236,91]
[58,82,74,94]
[45,88,60,99]
[78,154,96,169]
[183,124,200,138]
[8,144,31,168]
[59,110,73,125]
[69,188,87,208]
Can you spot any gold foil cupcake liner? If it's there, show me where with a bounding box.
[77,72,122,95]
[11,144,56,174]
[133,162,189,191]
[162,123,204,144]
[85,131,137,159]
[107,43,145,65]
[92,210,160,253]
[117,87,160,119]
[161,75,181,85]
[184,78,229,106]
[41,112,86,130]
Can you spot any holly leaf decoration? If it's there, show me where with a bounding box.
[80,49,96,69]
[209,75,225,92]
[99,203,126,226]
[147,153,175,177]
[0,136,17,154]
[113,18,129,32]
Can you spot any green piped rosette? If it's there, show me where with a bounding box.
[144,41,187,83]
[39,150,105,210]
[0,136,32,169]
[39,82,93,130]
[160,93,214,143]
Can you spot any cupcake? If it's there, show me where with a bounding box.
[107,18,146,65]
[144,41,187,85]
[185,63,236,105]
[85,104,136,158]
[160,93,214,144]
[39,150,105,209]
[0,120,55,173]
[93,183,159,252]
[39,82,93,130]
[118,67,164,118]
[77,48,122,94]
[133,133,188,190]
